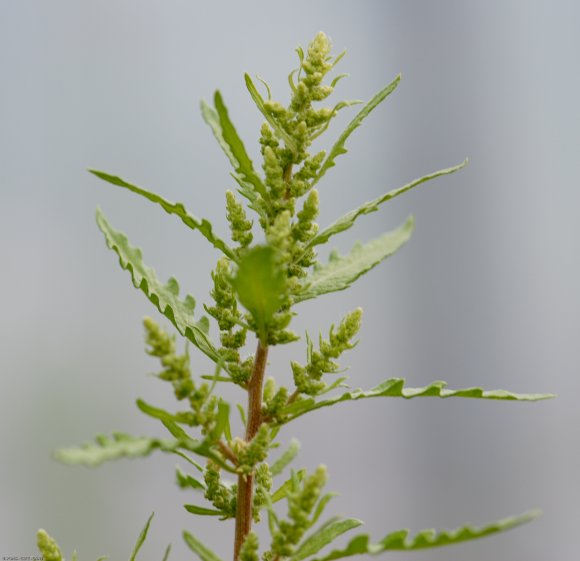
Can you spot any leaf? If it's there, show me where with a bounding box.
[161,544,172,561]
[90,171,237,261]
[231,246,286,340]
[96,209,221,363]
[312,493,338,525]
[244,73,297,153]
[211,399,231,441]
[184,504,226,516]
[312,510,540,559]
[291,518,363,561]
[282,378,555,423]
[183,531,223,561]
[310,161,466,249]
[54,433,180,467]
[271,468,307,503]
[270,438,301,476]
[313,75,401,186]
[176,465,205,491]
[200,92,268,209]
[136,399,236,472]
[129,512,154,561]
[295,217,414,303]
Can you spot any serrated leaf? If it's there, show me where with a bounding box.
[183,531,223,561]
[282,378,555,423]
[291,518,363,561]
[231,246,286,340]
[201,93,268,217]
[313,75,401,186]
[176,465,205,491]
[184,504,226,516]
[295,217,414,303]
[244,73,297,153]
[312,511,540,559]
[270,438,301,476]
[54,433,180,467]
[96,208,220,363]
[310,161,466,249]
[90,171,237,261]
[129,512,154,561]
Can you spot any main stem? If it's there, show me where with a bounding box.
[233,340,269,561]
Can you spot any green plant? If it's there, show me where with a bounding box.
[38,32,553,561]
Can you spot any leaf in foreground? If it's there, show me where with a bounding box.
[311,510,540,559]
[295,217,414,303]
[282,378,555,422]
[231,246,286,340]
[96,208,220,363]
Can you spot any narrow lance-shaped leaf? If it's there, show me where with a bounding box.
[270,438,301,476]
[244,73,297,153]
[282,378,555,423]
[136,399,236,473]
[295,217,414,304]
[183,531,223,561]
[291,518,363,561]
[201,92,268,204]
[129,512,154,561]
[184,504,227,517]
[311,511,540,560]
[53,433,181,468]
[313,75,401,186]
[90,171,237,261]
[310,160,467,249]
[231,246,286,341]
[96,208,221,364]
[176,465,205,491]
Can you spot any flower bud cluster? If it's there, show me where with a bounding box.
[204,461,237,518]
[267,465,328,559]
[36,530,63,561]
[206,258,253,385]
[292,308,363,395]
[143,317,218,434]
[234,424,271,475]
[252,462,273,522]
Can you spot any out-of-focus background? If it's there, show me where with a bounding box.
[1,1,578,560]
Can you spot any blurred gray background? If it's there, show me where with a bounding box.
[1,1,578,560]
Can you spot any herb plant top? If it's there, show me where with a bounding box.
[37,32,553,561]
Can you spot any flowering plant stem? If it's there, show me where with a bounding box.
[37,32,553,561]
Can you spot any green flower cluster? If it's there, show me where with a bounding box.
[292,308,363,395]
[205,258,253,385]
[143,317,218,435]
[266,466,328,560]
[252,463,273,523]
[204,461,237,518]
[37,530,63,561]
[235,424,271,475]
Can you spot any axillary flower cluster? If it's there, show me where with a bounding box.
[37,31,552,561]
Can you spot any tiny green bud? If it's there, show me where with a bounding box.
[37,530,63,561]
